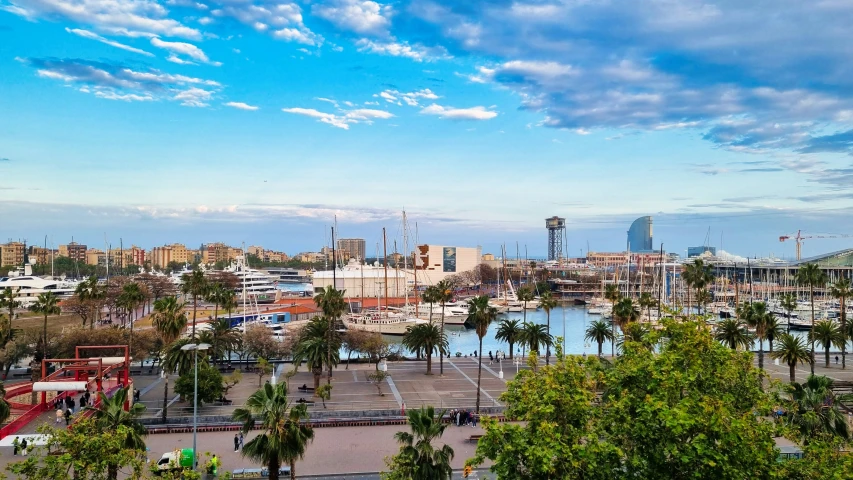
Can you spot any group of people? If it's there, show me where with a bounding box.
[53,390,93,425]
[448,409,479,427]
[233,432,245,452]
[11,437,28,456]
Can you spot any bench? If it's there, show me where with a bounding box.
[297,386,315,392]
[468,434,484,442]
[295,399,315,406]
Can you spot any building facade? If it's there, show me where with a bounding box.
[0,242,25,267]
[59,242,87,263]
[337,238,366,262]
[415,244,482,284]
[627,216,653,252]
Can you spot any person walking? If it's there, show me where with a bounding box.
[234,434,239,452]
[55,408,63,424]
[64,408,72,426]
[239,432,244,450]
[20,438,28,456]
[12,437,19,456]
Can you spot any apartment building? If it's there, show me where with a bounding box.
[0,241,25,267]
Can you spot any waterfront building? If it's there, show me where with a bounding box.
[688,246,716,257]
[27,246,53,265]
[0,241,25,267]
[338,238,366,262]
[58,242,87,263]
[204,242,231,264]
[415,244,481,284]
[312,260,409,297]
[627,216,654,252]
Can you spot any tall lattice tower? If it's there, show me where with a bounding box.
[546,216,566,261]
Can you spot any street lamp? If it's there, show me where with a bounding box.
[180,342,211,469]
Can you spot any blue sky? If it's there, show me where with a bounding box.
[2,0,853,259]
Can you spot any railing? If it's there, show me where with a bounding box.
[0,403,46,438]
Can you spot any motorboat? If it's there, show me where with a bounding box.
[0,264,78,306]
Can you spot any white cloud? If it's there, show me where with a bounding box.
[379,91,397,103]
[312,0,391,36]
[315,97,339,107]
[419,104,498,120]
[355,38,445,62]
[210,1,321,45]
[198,16,213,25]
[173,87,214,107]
[151,37,219,65]
[94,90,154,101]
[282,105,394,129]
[65,28,154,57]
[166,54,197,65]
[224,101,259,111]
[272,27,318,45]
[378,88,440,107]
[4,0,200,39]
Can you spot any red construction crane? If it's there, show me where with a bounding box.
[779,230,853,261]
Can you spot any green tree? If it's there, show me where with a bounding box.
[151,296,187,345]
[1,286,21,341]
[73,276,102,329]
[233,382,315,480]
[314,286,346,385]
[421,285,440,324]
[517,285,535,326]
[797,263,827,375]
[714,318,753,350]
[520,321,551,360]
[466,295,497,413]
[745,301,774,370]
[604,284,620,357]
[181,269,209,339]
[780,292,798,335]
[539,290,558,365]
[0,382,11,424]
[638,291,654,322]
[382,406,454,480]
[293,317,340,390]
[695,288,711,315]
[402,323,449,375]
[776,438,853,479]
[830,278,851,369]
[85,387,147,480]
[119,282,145,358]
[162,337,203,376]
[616,322,651,352]
[784,375,850,444]
[434,279,454,376]
[174,361,224,406]
[772,333,812,383]
[200,318,241,364]
[765,314,784,354]
[585,319,614,357]
[29,291,60,360]
[253,357,273,386]
[599,319,779,478]
[682,258,713,316]
[611,297,639,332]
[204,282,231,327]
[808,320,844,368]
[495,319,522,359]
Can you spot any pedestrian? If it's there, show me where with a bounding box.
[12,437,19,456]
[69,398,76,413]
[836,355,839,365]
[489,351,493,362]
[472,413,478,428]
[55,409,63,424]
[474,350,477,358]
[20,438,28,456]
[64,408,72,426]
[239,432,244,450]
[234,434,239,452]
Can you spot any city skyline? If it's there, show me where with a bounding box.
[2,1,853,258]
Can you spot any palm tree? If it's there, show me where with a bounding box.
[202,318,242,364]
[181,269,209,339]
[435,280,454,376]
[402,323,448,375]
[539,290,558,365]
[517,285,535,325]
[205,282,231,327]
[314,286,346,385]
[0,287,21,342]
[162,337,203,376]
[695,288,712,315]
[765,315,784,354]
[682,259,712,316]
[611,297,640,332]
[638,292,654,322]
[119,282,145,357]
[495,319,522,359]
[29,292,60,360]
[389,406,454,479]
[73,276,100,328]
[233,382,315,480]
[772,333,812,383]
[422,285,439,324]
[617,322,651,352]
[604,284,620,356]
[809,320,844,368]
[521,322,551,358]
[585,319,614,357]
[714,318,752,350]
[780,293,798,335]
[86,386,147,480]
[797,263,827,375]
[466,295,497,413]
[785,375,850,444]
[830,278,851,369]
[745,301,774,370]
[293,317,340,390]
[152,296,187,345]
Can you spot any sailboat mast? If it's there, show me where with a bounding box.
[331,226,336,290]
[383,228,389,311]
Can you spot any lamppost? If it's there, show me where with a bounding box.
[180,342,210,469]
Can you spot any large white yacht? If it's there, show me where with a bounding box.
[0,264,79,306]
[221,256,280,304]
[343,309,427,336]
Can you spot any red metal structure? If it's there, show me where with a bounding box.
[0,345,132,439]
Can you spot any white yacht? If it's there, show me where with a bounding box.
[221,256,280,304]
[264,267,310,284]
[0,265,79,306]
[399,303,469,325]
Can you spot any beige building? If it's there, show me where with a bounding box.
[337,238,366,262]
[59,242,87,263]
[86,249,104,266]
[415,244,482,284]
[204,243,231,265]
[0,242,25,267]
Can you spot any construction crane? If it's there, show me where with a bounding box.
[779,230,853,261]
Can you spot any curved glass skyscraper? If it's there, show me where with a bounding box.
[627,216,653,252]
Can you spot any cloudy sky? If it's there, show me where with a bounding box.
[2,0,853,258]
